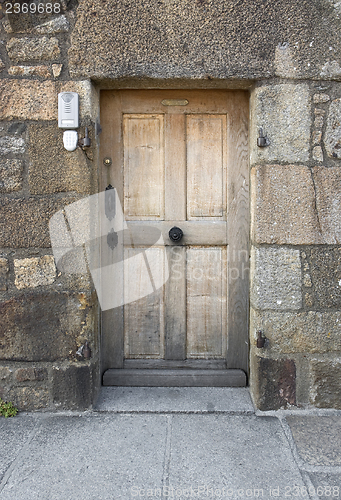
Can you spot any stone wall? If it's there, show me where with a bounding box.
[0,3,100,410]
[250,82,341,410]
[1,0,341,410]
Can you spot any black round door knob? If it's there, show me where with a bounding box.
[169,226,183,243]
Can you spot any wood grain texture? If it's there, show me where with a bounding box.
[124,221,227,246]
[100,91,124,370]
[165,114,186,220]
[164,246,186,360]
[124,247,165,358]
[124,359,226,369]
[225,91,249,373]
[187,115,227,219]
[186,247,227,358]
[100,89,249,383]
[123,114,164,219]
[103,369,247,387]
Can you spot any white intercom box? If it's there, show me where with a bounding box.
[58,92,79,129]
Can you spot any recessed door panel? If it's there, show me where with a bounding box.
[186,247,227,358]
[123,114,165,219]
[187,115,226,219]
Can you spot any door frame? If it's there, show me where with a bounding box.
[98,88,250,382]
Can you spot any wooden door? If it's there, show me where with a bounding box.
[100,90,249,386]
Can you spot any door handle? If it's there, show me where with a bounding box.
[169,226,183,243]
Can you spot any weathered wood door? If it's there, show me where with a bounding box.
[100,90,249,386]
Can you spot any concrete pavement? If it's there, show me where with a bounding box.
[0,388,341,500]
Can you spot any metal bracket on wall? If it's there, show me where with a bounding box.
[257,127,269,147]
[96,122,102,136]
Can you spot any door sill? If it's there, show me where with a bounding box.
[103,369,246,387]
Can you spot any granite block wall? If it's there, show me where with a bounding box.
[1,0,341,410]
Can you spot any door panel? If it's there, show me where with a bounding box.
[124,247,166,358]
[186,247,227,358]
[123,114,165,219]
[186,115,226,219]
[100,90,249,386]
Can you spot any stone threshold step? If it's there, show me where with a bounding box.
[103,368,246,387]
[94,387,254,413]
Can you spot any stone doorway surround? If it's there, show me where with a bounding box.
[0,0,341,411]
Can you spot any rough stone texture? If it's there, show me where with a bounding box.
[14,256,56,289]
[68,0,341,81]
[325,98,341,158]
[52,63,62,78]
[321,61,341,79]
[55,272,93,292]
[7,122,27,135]
[0,367,12,381]
[304,292,314,308]
[0,80,96,121]
[313,93,331,103]
[287,416,341,466]
[251,309,341,354]
[8,387,49,410]
[251,165,323,245]
[313,145,324,162]
[8,65,52,78]
[0,136,25,155]
[3,12,69,33]
[250,247,302,310]
[52,364,92,409]
[14,367,47,382]
[310,360,341,409]
[0,80,56,121]
[0,196,79,247]
[0,291,92,361]
[6,37,60,62]
[0,58,4,71]
[0,258,9,291]
[303,273,312,287]
[251,357,296,410]
[312,130,322,144]
[28,123,91,194]
[306,247,341,309]
[314,114,324,129]
[250,84,310,164]
[313,167,341,244]
[274,43,296,79]
[96,387,254,412]
[0,159,23,193]
[34,16,70,34]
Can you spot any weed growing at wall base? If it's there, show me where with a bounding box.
[0,398,18,418]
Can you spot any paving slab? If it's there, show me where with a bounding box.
[0,412,308,500]
[0,414,38,482]
[95,387,254,413]
[0,414,167,500]
[166,414,306,498]
[286,415,341,466]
